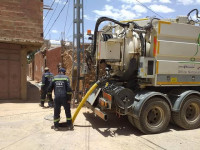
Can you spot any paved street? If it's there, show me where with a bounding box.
[0,81,200,150]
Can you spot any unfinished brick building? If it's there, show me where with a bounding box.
[0,0,43,100]
[33,46,62,82]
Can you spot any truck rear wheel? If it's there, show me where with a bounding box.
[134,98,171,134]
[172,95,200,129]
[128,115,135,127]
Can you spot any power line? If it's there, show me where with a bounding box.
[135,0,164,19]
[66,21,73,40]
[43,0,56,20]
[45,0,69,38]
[64,0,70,33]
[44,0,60,33]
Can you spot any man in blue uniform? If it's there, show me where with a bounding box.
[48,68,73,131]
[40,67,54,107]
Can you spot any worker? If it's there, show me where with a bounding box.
[40,67,54,107]
[48,68,73,131]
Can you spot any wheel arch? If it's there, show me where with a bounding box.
[131,91,172,119]
[171,90,200,112]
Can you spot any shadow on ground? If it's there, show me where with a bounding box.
[82,111,191,137]
[82,112,142,137]
[0,81,40,103]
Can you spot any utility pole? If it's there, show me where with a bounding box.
[72,0,84,103]
[61,32,65,67]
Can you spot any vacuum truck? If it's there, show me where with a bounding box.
[85,9,200,134]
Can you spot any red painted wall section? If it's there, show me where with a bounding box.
[46,47,61,76]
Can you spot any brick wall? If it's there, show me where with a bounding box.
[34,52,45,82]
[0,0,43,46]
[46,47,62,76]
[27,62,34,80]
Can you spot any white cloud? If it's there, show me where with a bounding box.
[196,0,200,3]
[159,0,171,3]
[84,15,92,21]
[50,40,61,45]
[55,0,66,5]
[106,0,111,2]
[93,4,139,20]
[190,12,200,20]
[149,5,175,13]
[51,30,58,34]
[177,0,200,5]
[55,0,61,3]
[122,4,132,10]
[132,5,147,13]
[120,0,152,4]
[177,0,194,5]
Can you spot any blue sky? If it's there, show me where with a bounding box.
[43,0,200,43]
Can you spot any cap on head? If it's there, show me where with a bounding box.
[59,68,66,73]
[44,67,49,71]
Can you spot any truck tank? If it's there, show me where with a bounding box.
[94,16,200,87]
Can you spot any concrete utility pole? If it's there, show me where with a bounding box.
[72,0,84,103]
[61,32,65,67]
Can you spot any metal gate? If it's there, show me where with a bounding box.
[0,48,21,100]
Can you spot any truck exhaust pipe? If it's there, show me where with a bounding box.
[94,108,108,121]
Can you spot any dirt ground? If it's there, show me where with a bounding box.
[0,80,200,150]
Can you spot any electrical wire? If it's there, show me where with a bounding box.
[63,0,71,40]
[45,0,69,38]
[135,0,164,19]
[43,0,56,20]
[44,0,60,33]
[66,21,73,39]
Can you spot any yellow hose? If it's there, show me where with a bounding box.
[72,83,98,123]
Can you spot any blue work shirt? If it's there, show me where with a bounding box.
[48,74,72,100]
[41,71,54,90]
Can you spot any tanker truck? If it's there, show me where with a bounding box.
[85,9,200,134]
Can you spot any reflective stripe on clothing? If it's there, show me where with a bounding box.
[67,92,72,95]
[54,118,60,123]
[67,118,72,120]
[53,78,68,81]
[41,99,50,102]
[45,75,53,77]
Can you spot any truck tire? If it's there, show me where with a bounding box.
[134,98,171,134]
[172,95,200,129]
[128,115,135,127]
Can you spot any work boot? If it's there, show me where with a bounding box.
[67,124,74,130]
[54,127,59,131]
[54,124,59,131]
[39,103,44,107]
[48,101,54,108]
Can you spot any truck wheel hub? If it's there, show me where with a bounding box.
[185,103,199,122]
[147,107,164,126]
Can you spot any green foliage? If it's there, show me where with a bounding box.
[27,49,39,64]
